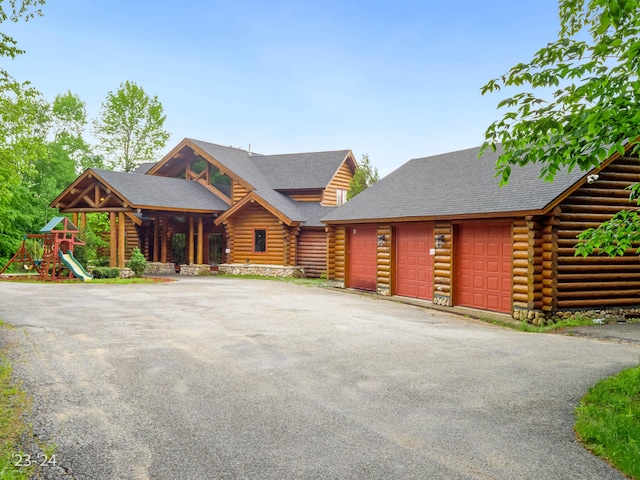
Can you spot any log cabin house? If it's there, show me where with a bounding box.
[322,145,640,321]
[51,138,357,277]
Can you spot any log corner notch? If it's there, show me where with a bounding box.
[512,216,553,323]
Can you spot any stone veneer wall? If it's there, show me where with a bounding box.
[179,264,211,276]
[514,306,640,326]
[145,262,175,275]
[218,263,304,278]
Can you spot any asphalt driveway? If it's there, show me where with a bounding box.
[1,277,638,479]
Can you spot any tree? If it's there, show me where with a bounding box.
[0,78,49,262]
[348,153,380,200]
[481,0,640,257]
[93,81,170,172]
[0,0,45,76]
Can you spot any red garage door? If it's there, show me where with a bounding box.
[395,223,433,300]
[456,223,512,313]
[348,225,377,291]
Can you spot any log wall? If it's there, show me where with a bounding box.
[433,222,452,306]
[298,228,327,277]
[288,192,323,202]
[556,157,640,309]
[326,226,336,279]
[322,162,353,206]
[232,183,250,204]
[376,224,392,295]
[224,203,285,264]
[333,226,346,282]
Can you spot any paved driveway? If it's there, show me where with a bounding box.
[0,277,638,479]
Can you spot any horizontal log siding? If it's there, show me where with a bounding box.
[298,228,327,277]
[541,216,558,311]
[225,203,285,265]
[433,222,452,304]
[124,216,138,259]
[556,157,640,309]
[512,218,545,311]
[232,183,250,204]
[322,162,353,206]
[287,192,323,202]
[326,227,336,279]
[377,224,392,295]
[334,226,346,281]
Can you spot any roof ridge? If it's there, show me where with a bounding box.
[257,149,350,159]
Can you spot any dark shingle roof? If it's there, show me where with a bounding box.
[253,151,350,190]
[94,169,229,211]
[323,145,587,222]
[188,139,350,224]
[133,162,156,175]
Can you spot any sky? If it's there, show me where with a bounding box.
[3,0,561,176]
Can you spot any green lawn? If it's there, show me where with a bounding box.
[575,365,640,479]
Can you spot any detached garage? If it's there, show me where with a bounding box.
[323,145,640,322]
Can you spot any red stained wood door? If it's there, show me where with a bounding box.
[395,223,433,300]
[456,222,512,313]
[347,225,377,291]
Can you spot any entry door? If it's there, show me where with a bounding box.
[456,222,512,313]
[348,226,377,291]
[395,223,433,300]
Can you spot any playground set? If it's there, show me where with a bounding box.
[0,217,93,281]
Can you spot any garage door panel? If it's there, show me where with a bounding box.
[348,226,377,292]
[396,224,433,301]
[456,223,512,314]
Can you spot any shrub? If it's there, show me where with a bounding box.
[92,267,120,279]
[126,248,147,278]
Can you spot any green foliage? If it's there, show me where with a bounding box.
[93,81,170,172]
[77,213,109,266]
[348,153,380,200]
[0,0,45,76]
[126,247,147,278]
[575,365,640,479]
[481,0,640,256]
[91,267,120,279]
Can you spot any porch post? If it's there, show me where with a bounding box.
[153,218,159,262]
[188,217,195,264]
[160,216,168,263]
[109,212,117,267]
[118,212,126,268]
[80,213,87,230]
[197,217,203,264]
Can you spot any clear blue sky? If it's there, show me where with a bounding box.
[4,0,560,175]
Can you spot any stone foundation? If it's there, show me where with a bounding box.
[218,264,304,278]
[144,262,175,275]
[179,264,211,276]
[513,306,640,325]
[433,294,451,307]
[377,286,391,296]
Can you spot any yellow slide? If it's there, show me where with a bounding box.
[58,251,93,281]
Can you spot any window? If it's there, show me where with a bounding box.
[253,229,266,253]
[336,188,348,206]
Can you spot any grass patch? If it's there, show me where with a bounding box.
[0,277,172,285]
[517,316,599,332]
[575,365,640,479]
[0,353,32,479]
